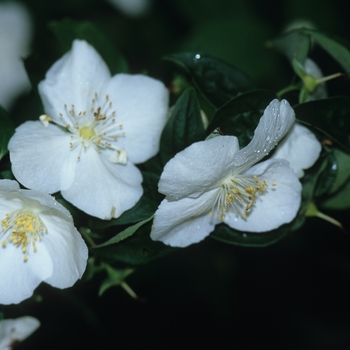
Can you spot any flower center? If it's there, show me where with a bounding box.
[211,174,271,220]
[39,92,128,164]
[79,125,96,139]
[1,210,48,262]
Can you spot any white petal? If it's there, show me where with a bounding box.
[151,190,218,247]
[0,179,20,191]
[8,121,76,193]
[224,159,301,232]
[159,136,240,200]
[0,2,32,109]
[38,40,111,121]
[108,0,151,17]
[271,123,322,178]
[39,211,88,288]
[0,317,40,347]
[103,74,169,163]
[233,99,295,171]
[61,147,143,219]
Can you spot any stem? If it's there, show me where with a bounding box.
[317,72,343,84]
[276,84,300,99]
[80,227,97,247]
[121,281,138,299]
[315,211,346,232]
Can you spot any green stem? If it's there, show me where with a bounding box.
[121,281,138,299]
[80,227,97,247]
[276,84,301,99]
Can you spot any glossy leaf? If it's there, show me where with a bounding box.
[211,213,304,247]
[294,97,350,153]
[208,89,276,147]
[159,88,206,165]
[164,52,255,108]
[49,19,128,75]
[0,106,15,161]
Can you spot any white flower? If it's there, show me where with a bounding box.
[0,2,32,110]
[8,40,169,219]
[0,316,40,349]
[0,180,88,305]
[151,99,302,247]
[107,0,151,17]
[271,123,322,178]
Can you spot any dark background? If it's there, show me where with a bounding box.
[2,0,350,348]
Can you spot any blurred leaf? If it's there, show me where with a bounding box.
[99,266,134,296]
[301,29,350,73]
[160,88,206,165]
[90,172,160,229]
[0,106,15,161]
[208,89,276,146]
[326,148,350,194]
[164,53,255,108]
[49,19,128,75]
[321,178,350,210]
[92,220,175,266]
[294,97,350,153]
[268,29,311,63]
[320,148,350,210]
[313,152,337,197]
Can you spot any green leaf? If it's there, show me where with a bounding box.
[326,148,350,194]
[268,29,311,63]
[0,106,15,161]
[211,213,304,247]
[159,88,206,165]
[99,266,134,296]
[94,216,154,249]
[321,178,350,210]
[294,97,350,153]
[301,29,350,73]
[164,53,255,108]
[49,19,128,75]
[92,220,175,266]
[207,90,276,147]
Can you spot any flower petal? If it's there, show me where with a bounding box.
[61,147,143,219]
[0,316,40,346]
[151,190,218,247]
[103,74,169,163]
[159,136,240,200]
[224,159,301,232]
[39,210,88,288]
[233,99,295,171]
[38,40,111,122]
[271,123,322,178]
[9,121,76,193]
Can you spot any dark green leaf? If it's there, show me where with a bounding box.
[159,88,206,165]
[49,19,128,75]
[164,53,255,108]
[313,152,337,197]
[92,220,175,266]
[268,29,311,63]
[94,216,154,248]
[321,178,350,210]
[294,97,350,153]
[0,106,15,161]
[301,29,350,73]
[211,215,304,247]
[326,148,350,194]
[89,172,160,229]
[208,90,276,147]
